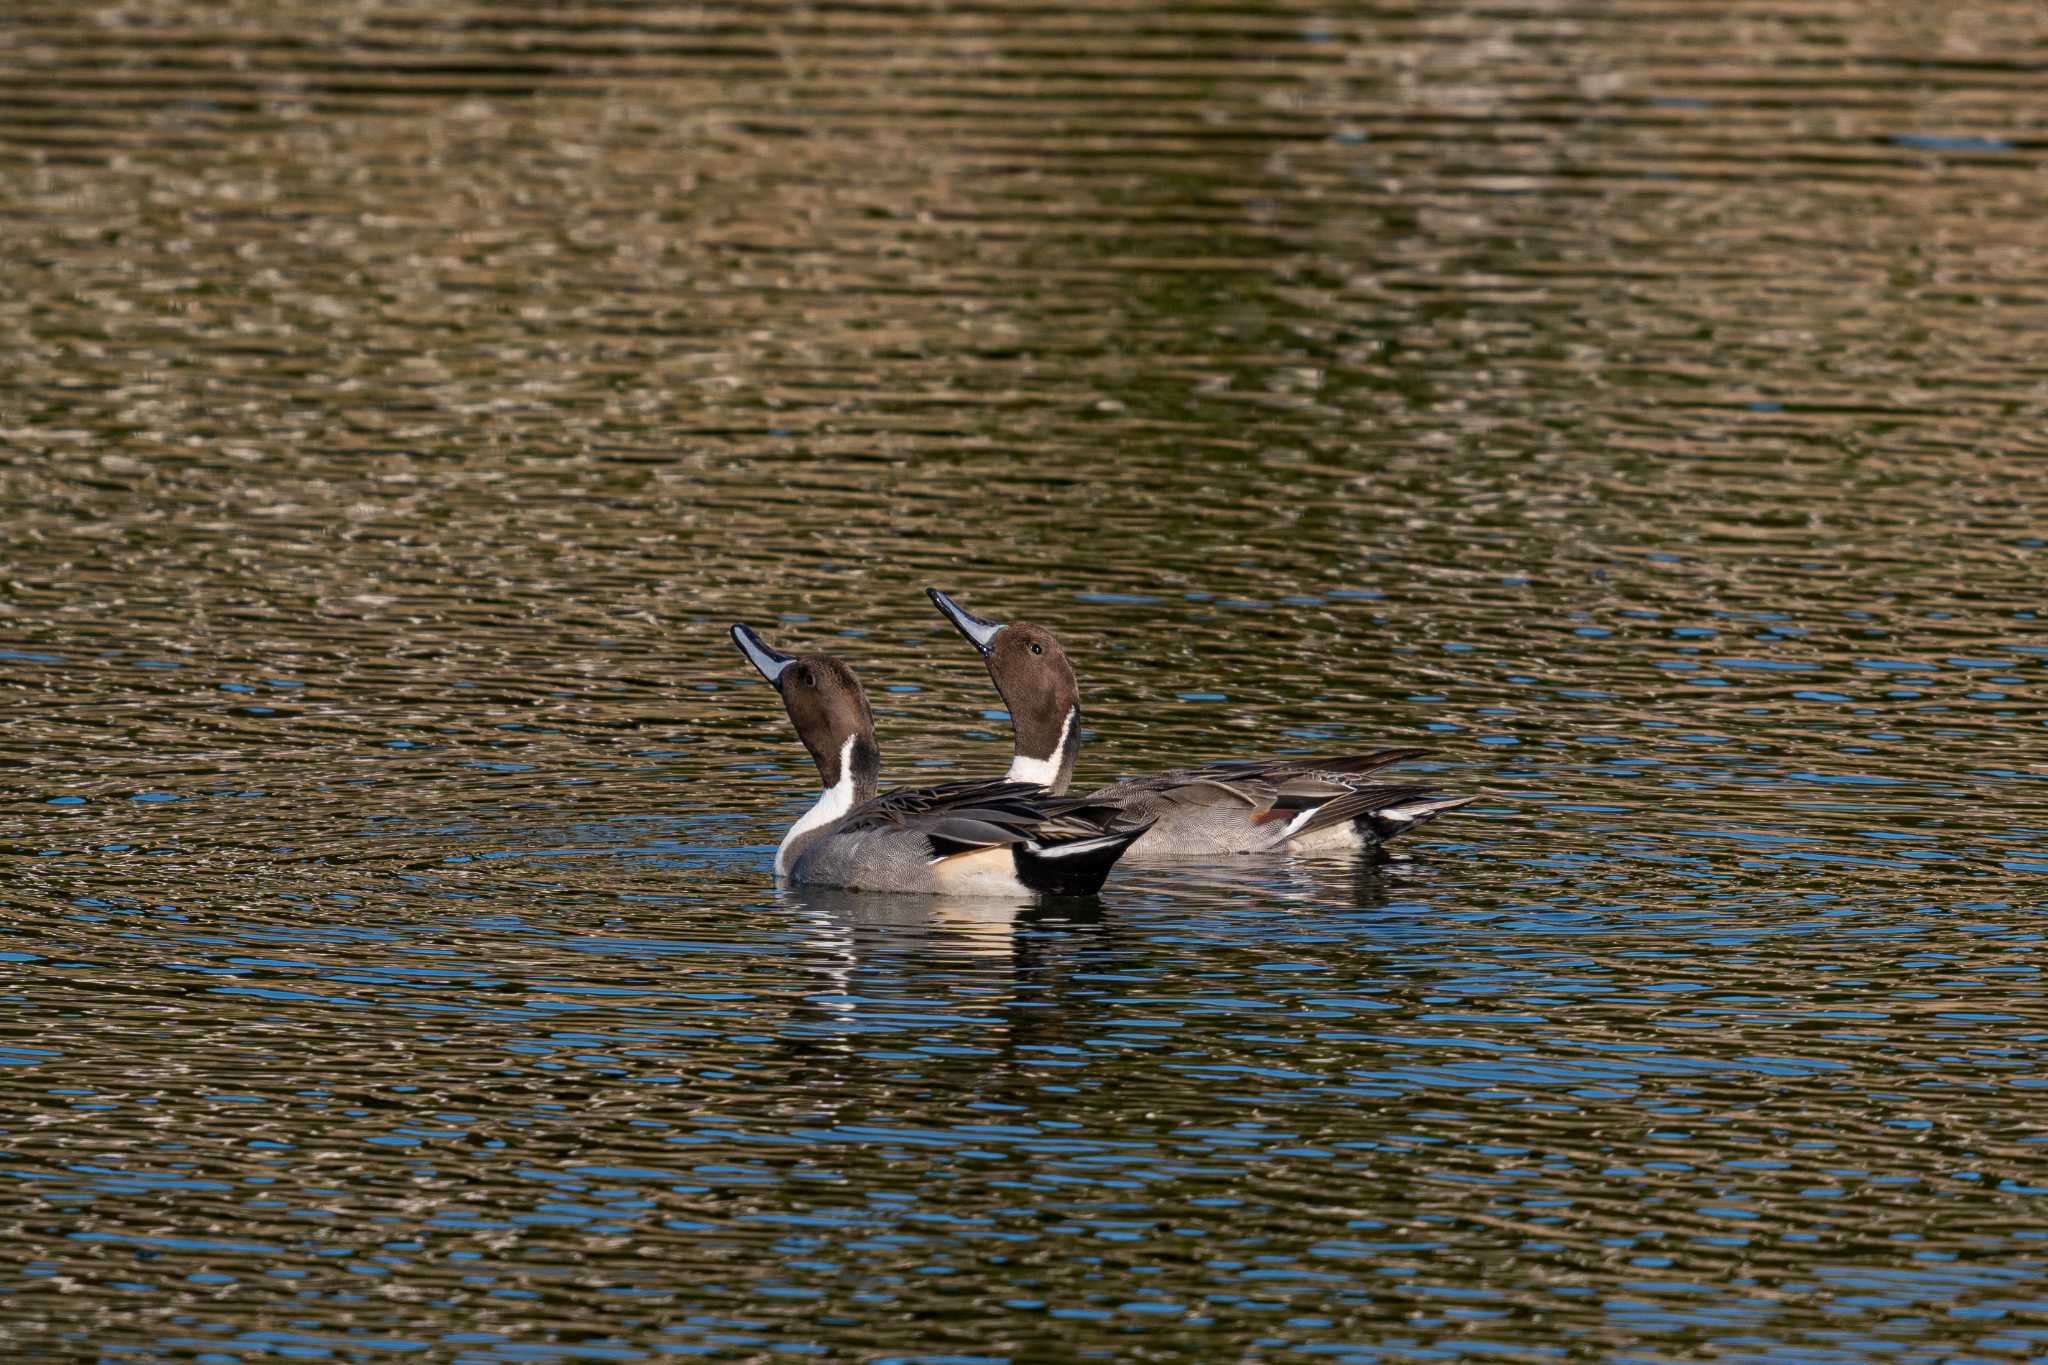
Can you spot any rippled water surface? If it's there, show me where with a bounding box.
[5,1,2048,1360]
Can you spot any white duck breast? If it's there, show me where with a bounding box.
[776,735,862,878]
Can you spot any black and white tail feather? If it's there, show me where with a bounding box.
[1013,824,1152,896]
[1362,793,1473,843]
[1284,783,1474,846]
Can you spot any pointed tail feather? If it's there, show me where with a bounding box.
[1014,821,1153,896]
[1285,785,1472,846]
[1363,794,1475,843]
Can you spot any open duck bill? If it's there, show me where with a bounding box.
[926,587,1005,656]
[730,623,796,688]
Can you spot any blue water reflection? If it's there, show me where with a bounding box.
[5,0,2048,1356]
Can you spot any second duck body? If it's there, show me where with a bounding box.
[926,588,1472,860]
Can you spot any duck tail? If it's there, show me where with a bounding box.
[1014,821,1153,896]
[1362,793,1474,843]
[1287,785,1472,845]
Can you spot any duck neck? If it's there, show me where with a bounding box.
[1005,704,1078,795]
[777,734,880,878]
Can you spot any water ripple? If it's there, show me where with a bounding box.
[5,0,2048,1360]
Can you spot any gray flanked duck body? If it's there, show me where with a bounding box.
[731,624,1149,895]
[925,589,1472,860]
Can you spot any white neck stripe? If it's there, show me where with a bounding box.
[777,735,860,879]
[1005,707,1075,789]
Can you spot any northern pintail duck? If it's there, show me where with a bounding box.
[731,624,1150,895]
[924,589,1473,859]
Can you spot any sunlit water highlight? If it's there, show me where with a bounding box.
[3,1,2047,1360]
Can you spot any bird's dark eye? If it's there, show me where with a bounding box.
[795,666,816,688]
[1029,642,1043,656]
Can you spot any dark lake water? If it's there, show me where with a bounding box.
[4,1,2048,1360]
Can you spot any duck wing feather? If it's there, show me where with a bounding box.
[1282,783,1457,841]
[840,778,1136,861]
[1086,749,1431,820]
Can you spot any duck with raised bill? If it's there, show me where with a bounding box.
[730,624,1150,895]
[924,589,1473,860]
